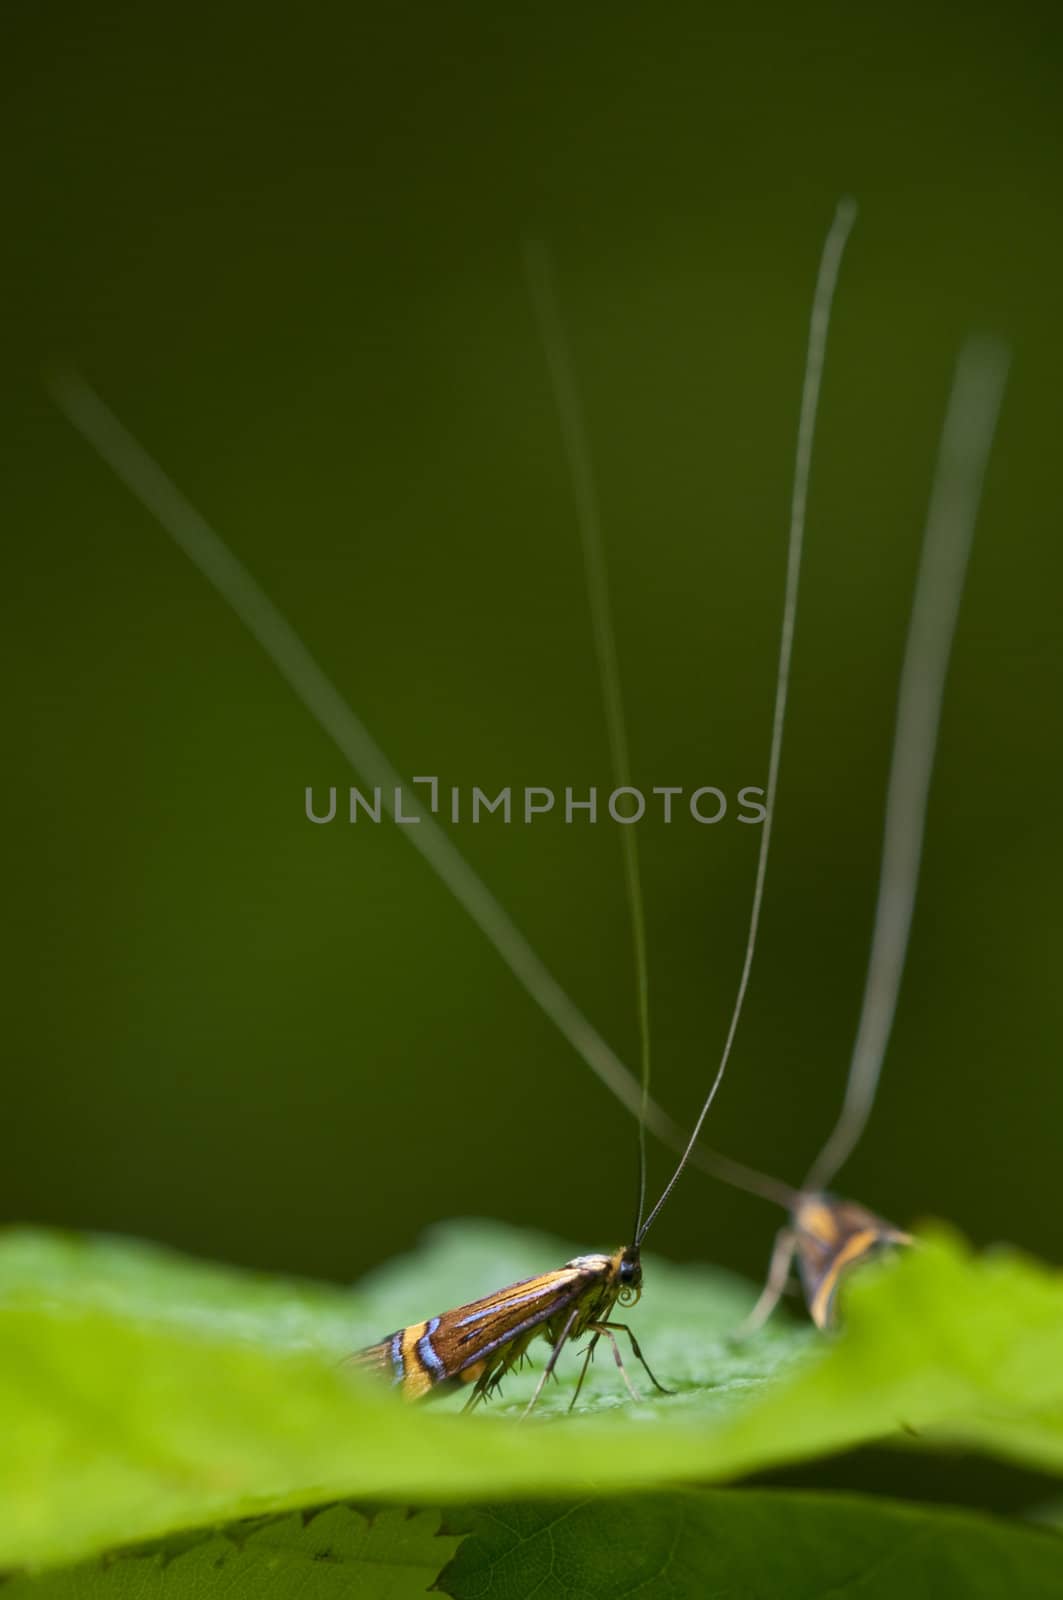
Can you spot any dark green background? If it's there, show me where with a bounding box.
[4,5,1061,1291]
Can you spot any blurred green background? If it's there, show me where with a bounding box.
[3,4,1061,1296]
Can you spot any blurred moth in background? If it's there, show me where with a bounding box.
[622,323,1005,1334]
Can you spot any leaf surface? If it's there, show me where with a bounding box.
[2,1507,460,1598]
[437,1491,1063,1599]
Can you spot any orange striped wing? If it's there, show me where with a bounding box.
[357,1255,614,1400]
[793,1194,910,1329]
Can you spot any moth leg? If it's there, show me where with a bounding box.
[461,1363,494,1413]
[567,1333,600,1411]
[520,1305,581,1420]
[586,1323,642,1404]
[599,1321,673,1395]
[737,1227,797,1336]
[461,1351,509,1413]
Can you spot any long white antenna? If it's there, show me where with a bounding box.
[637,198,858,1241]
[46,198,862,1230]
[523,237,653,1240]
[804,336,1010,1193]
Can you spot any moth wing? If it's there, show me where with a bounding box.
[441,1265,595,1373]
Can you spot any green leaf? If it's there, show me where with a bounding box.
[436,1491,1063,1599]
[1,1507,461,1598]
[2,1219,1062,1571]
[6,1495,1062,1600]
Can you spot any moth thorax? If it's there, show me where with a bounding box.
[564,1253,613,1273]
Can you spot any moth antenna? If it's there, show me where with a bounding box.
[637,198,858,1244]
[523,237,652,1243]
[803,335,1010,1194]
[45,195,858,1234]
[46,368,651,1126]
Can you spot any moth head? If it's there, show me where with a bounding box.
[616,1245,642,1305]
